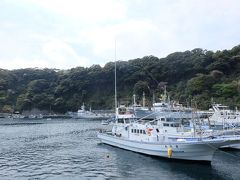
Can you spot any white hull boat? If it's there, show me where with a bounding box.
[76,103,108,119]
[221,143,240,149]
[228,144,240,149]
[98,109,240,162]
[208,104,240,126]
[204,104,240,149]
[98,133,234,162]
[98,132,240,162]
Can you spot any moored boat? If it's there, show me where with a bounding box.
[76,103,109,119]
[207,104,240,127]
[98,112,240,162]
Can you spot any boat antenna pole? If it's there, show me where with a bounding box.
[115,40,117,114]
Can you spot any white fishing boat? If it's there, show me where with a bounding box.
[156,113,240,150]
[208,104,240,127]
[76,103,105,119]
[134,93,193,119]
[150,86,195,120]
[217,129,240,149]
[132,93,153,119]
[98,113,240,162]
[101,117,115,125]
[206,104,240,149]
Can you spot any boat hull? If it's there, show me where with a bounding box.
[98,133,240,162]
[228,143,240,149]
[220,143,240,149]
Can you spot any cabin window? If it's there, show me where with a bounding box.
[163,123,169,127]
[118,119,124,123]
[166,118,173,122]
[171,123,180,127]
[137,129,139,133]
[161,118,165,121]
[143,130,146,134]
[118,108,126,114]
[140,130,143,134]
[134,129,136,133]
[125,119,130,124]
[131,129,133,133]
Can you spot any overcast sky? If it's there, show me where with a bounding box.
[0,0,240,70]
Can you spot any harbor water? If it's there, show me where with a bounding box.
[0,118,240,179]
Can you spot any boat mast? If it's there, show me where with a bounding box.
[133,94,136,112]
[143,92,145,108]
[163,85,167,102]
[114,40,117,114]
[133,94,136,106]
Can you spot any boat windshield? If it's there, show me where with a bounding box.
[166,118,178,122]
[118,107,134,115]
[125,119,130,124]
[117,119,124,123]
[170,123,180,127]
[218,106,228,110]
[118,108,127,114]
[163,122,180,127]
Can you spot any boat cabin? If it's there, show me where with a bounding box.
[115,106,136,120]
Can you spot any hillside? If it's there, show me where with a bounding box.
[0,45,240,113]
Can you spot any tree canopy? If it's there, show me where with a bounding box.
[0,45,240,113]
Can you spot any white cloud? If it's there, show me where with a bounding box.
[69,19,162,63]
[41,39,91,68]
[1,0,240,69]
[0,37,91,69]
[28,0,127,23]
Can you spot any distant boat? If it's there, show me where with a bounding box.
[76,103,107,119]
[151,86,193,119]
[204,104,240,149]
[101,117,115,125]
[131,93,153,119]
[208,104,240,127]
[133,87,194,120]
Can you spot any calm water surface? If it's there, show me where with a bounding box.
[0,118,240,179]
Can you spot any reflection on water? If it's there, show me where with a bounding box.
[0,118,240,179]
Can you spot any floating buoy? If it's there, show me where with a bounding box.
[168,147,173,158]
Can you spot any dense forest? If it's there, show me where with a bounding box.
[0,45,240,114]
